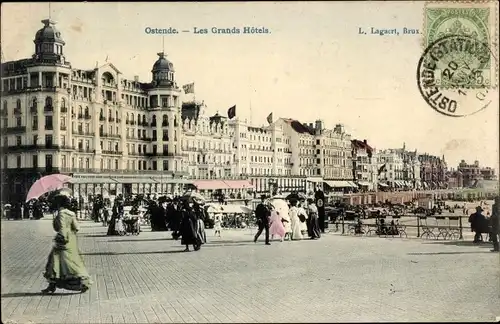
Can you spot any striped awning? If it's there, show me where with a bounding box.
[357,181,371,186]
[112,177,157,184]
[193,180,230,190]
[71,177,117,184]
[223,180,254,189]
[306,177,324,183]
[325,180,354,188]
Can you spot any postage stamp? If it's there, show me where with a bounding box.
[423,1,499,89]
[417,34,497,117]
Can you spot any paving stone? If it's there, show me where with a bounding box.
[1,219,499,323]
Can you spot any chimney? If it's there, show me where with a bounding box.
[134,75,139,82]
[363,139,367,144]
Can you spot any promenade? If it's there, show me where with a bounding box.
[1,220,499,323]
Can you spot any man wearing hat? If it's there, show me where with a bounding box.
[469,205,487,243]
[490,196,499,252]
[254,194,271,245]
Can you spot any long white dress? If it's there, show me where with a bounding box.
[289,206,303,240]
[297,206,308,232]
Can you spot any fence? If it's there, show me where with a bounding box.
[328,214,474,241]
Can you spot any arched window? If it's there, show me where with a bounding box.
[131,113,135,122]
[115,111,118,120]
[45,96,53,107]
[16,99,21,110]
[79,105,83,115]
[142,115,146,123]
[32,97,37,108]
[99,108,104,118]
[61,98,66,108]
[126,112,129,122]
[108,109,112,118]
[162,114,168,126]
[2,100,7,111]
[84,106,89,116]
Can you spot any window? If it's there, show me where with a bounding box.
[2,101,6,111]
[33,135,38,145]
[61,98,66,108]
[60,117,66,127]
[33,155,38,168]
[17,156,21,168]
[61,155,66,168]
[86,158,90,169]
[16,136,21,146]
[3,137,7,147]
[45,116,53,130]
[45,155,53,170]
[3,156,7,168]
[61,135,66,146]
[16,99,21,110]
[45,96,53,107]
[45,135,53,147]
[163,160,168,171]
[16,117,21,127]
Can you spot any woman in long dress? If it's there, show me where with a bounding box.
[289,199,303,240]
[269,206,286,241]
[180,200,202,252]
[42,189,92,294]
[307,198,321,239]
[297,202,309,235]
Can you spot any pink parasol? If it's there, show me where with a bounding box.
[26,174,72,202]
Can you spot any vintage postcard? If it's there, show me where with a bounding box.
[1,1,499,323]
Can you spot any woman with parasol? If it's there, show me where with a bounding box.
[42,189,92,294]
[179,198,202,252]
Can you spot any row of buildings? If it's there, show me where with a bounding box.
[0,19,497,202]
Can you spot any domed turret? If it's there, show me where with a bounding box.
[33,19,66,63]
[151,52,175,87]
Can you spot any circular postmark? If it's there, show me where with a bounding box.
[417,34,496,117]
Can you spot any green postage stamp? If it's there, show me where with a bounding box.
[423,1,499,89]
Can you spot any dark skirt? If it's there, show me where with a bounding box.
[180,217,200,246]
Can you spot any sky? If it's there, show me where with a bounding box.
[1,2,498,170]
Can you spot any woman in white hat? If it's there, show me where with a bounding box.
[42,188,92,294]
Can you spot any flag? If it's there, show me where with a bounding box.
[227,105,236,119]
[182,83,195,94]
[105,55,109,62]
[266,112,273,124]
[378,164,387,175]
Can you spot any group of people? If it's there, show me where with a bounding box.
[253,195,322,245]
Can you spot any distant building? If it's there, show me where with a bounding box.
[446,169,463,189]
[418,153,447,189]
[378,144,421,190]
[351,139,378,191]
[457,160,497,188]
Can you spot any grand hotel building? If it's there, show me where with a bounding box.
[1,19,354,203]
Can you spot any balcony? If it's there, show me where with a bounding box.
[5,126,26,134]
[60,125,67,131]
[151,121,157,127]
[44,105,53,112]
[13,108,21,115]
[130,121,135,125]
[116,119,121,123]
[108,117,115,122]
[125,120,129,125]
[61,107,68,113]
[77,147,93,153]
[78,113,84,119]
[162,121,168,127]
[84,114,91,120]
[45,125,54,131]
[162,136,169,141]
[100,133,121,139]
[99,116,105,121]
[102,150,122,155]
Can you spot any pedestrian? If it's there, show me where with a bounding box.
[490,196,499,252]
[307,198,321,239]
[213,213,222,238]
[469,206,488,243]
[42,189,92,294]
[254,195,271,245]
[193,201,207,244]
[180,200,201,252]
[289,199,303,241]
[269,205,286,242]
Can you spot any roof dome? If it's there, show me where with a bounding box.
[34,19,65,44]
[152,52,174,72]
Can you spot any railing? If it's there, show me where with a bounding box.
[44,105,53,112]
[5,126,27,134]
[14,108,22,115]
[60,125,67,131]
[45,125,54,130]
[332,213,467,241]
[61,107,68,113]
[99,116,105,121]
[84,114,91,120]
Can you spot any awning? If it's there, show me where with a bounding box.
[357,181,371,186]
[378,183,389,187]
[223,180,254,189]
[193,180,230,190]
[324,180,353,188]
[152,178,193,184]
[70,177,116,184]
[347,181,358,188]
[112,177,157,184]
[306,177,324,183]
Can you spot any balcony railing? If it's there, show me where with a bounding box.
[61,107,68,113]
[13,108,21,115]
[130,121,135,125]
[162,136,169,141]
[151,122,157,127]
[108,117,115,122]
[44,105,53,112]
[60,125,67,131]
[162,122,168,127]
[100,133,121,139]
[84,114,91,120]
[101,150,123,155]
[5,126,27,134]
[45,125,54,130]
[99,116,105,121]
[78,113,84,119]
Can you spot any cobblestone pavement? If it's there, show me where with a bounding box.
[1,219,499,323]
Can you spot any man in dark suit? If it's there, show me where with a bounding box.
[315,188,326,233]
[254,195,271,245]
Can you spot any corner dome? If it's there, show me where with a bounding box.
[34,19,65,45]
[152,52,174,72]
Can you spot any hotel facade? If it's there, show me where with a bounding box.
[1,19,355,203]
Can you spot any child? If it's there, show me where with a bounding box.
[214,213,222,237]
